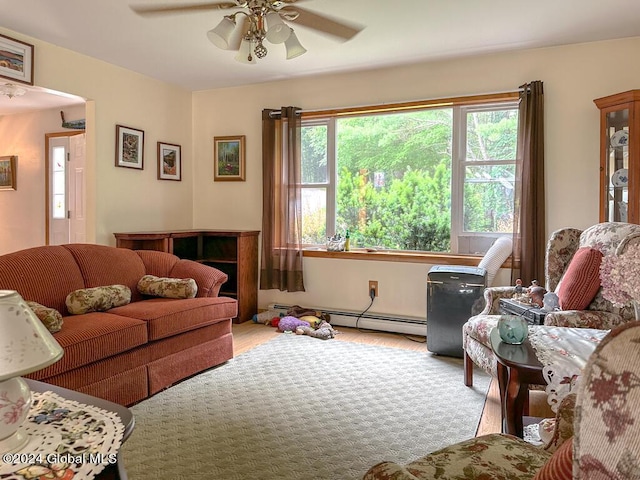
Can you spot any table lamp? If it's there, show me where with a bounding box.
[0,290,63,453]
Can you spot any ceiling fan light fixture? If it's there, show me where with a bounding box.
[265,12,291,44]
[235,37,256,64]
[207,15,236,49]
[284,29,306,60]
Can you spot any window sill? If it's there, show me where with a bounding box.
[303,248,485,266]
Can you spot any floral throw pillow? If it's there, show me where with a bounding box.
[137,275,197,299]
[66,285,132,314]
[26,301,63,333]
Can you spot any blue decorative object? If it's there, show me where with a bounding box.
[498,315,528,344]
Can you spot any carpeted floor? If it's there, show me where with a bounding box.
[121,334,490,480]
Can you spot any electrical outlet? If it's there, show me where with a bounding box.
[368,280,379,298]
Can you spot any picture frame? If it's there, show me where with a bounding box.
[115,125,144,170]
[0,156,17,191]
[157,142,181,181]
[0,34,34,85]
[214,135,245,181]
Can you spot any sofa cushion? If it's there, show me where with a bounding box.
[137,275,197,299]
[62,244,147,302]
[0,245,85,315]
[26,300,63,333]
[66,285,132,314]
[29,312,148,380]
[557,247,603,310]
[110,296,237,340]
[533,437,573,480]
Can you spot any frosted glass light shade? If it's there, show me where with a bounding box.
[235,38,256,64]
[207,16,236,49]
[265,12,291,44]
[284,30,307,59]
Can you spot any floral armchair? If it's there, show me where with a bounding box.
[463,222,640,386]
[363,321,640,480]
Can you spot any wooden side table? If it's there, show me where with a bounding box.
[489,328,545,438]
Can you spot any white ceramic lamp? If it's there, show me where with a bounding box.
[0,290,63,453]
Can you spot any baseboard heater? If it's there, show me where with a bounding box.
[267,303,427,336]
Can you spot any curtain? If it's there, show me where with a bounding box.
[512,81,545,286]
[260,106,305,292]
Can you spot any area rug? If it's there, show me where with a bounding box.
[121,334,490,480]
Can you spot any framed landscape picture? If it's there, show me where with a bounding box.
[115,125,144,170]
[214,135,245,181]
[0,34,34,85]
[0,156,17,190]
[157,142,181,181]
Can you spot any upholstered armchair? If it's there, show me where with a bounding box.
[363,321,640,480]
[463,221,640,387]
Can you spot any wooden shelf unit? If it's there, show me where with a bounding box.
[114,229,260,323]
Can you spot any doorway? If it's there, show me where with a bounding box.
[45,131,86,245]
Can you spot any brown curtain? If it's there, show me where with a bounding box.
[260,106,305,292]
[512,81,545,286]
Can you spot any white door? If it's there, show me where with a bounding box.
[69,133,86,243]
[48,133,86,245]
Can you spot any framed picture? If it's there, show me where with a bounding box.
[0,156,17,191]
[214,135,245,181]
[0,34,34,85]
[157,142,181,181]
[115,125,144,170]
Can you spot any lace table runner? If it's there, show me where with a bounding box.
[0,391,124,480]
[528,326,609,412]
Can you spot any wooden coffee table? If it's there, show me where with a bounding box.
[26,379,135,480]
[489,327,545,438]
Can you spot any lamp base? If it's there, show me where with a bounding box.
[0,377,33,454]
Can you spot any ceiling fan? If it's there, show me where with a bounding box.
[130,0,364,64]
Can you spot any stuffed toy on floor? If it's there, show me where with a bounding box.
[295,320,337,340]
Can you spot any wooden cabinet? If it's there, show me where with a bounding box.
[114,230,260,323]
[594,90,640,224]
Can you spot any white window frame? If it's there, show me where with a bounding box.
[300,95,519,254]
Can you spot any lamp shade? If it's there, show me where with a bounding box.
[0,290,63,452]
[0,290,63,381]
[235,38,256,64]
[207,16,236,49]
[265,12,291,44]
[284,29,307,59]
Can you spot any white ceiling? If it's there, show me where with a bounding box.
[2,0,640,114]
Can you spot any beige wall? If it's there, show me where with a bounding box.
[0,105,85,254]
[192,36,640,319]
[0,27,194,251]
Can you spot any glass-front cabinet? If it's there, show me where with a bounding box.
[594,90,640,224]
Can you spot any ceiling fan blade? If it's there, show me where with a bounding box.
[130,2,238,16]
[288,6,363,41]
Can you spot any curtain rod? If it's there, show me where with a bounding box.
[266,90,521,119]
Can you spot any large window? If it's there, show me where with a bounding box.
[300,96,519,255]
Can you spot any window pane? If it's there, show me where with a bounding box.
[53,171,65,195]
[53,194,65,219]
[301,125,327,184]
[301,187,327,244]
[53,146,65,171]
[335,109,453,251]
[466,109,518,161]
[463,164,515,232]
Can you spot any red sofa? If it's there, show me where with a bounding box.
[0,244,237,406]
